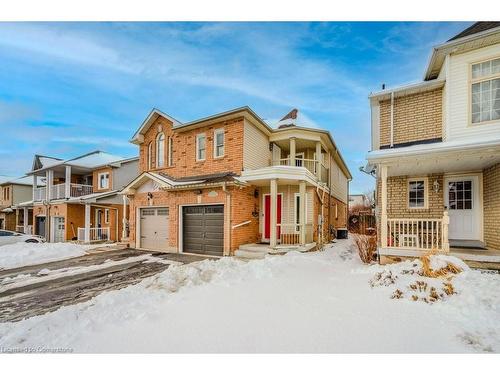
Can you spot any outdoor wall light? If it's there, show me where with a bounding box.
[433,180,440,193]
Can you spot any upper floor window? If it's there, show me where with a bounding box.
[168,136,173,167]
[98,172,110,190]
[196,133,206,161]
[471,57,500,124]
[213,128,225,158]
[408,178,427,209]
[2,187,9,201]
[147,142,153,170]
[156,133,165,168]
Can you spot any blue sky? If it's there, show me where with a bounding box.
[0,22,471,193]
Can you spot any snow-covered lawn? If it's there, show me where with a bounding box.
[1,238,499,353]
[0,242,101,270]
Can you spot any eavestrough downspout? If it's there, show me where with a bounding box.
[390,91,394,148]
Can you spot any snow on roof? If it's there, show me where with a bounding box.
[0,175,14,184]
[0,175,45,186]
[275,108,321,129]
[39,156,63,168]
[65,151,127,169]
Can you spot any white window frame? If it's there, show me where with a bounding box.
[196,133,206,161]
[168,136,174,167]
[156,133,165,168]
[147,142,153,170]
[98,172,110,190]
[293,193,307,232]
[213,128,225,158]
[104,209,110,224]
[470,56,500,125]
[407,177,428,210]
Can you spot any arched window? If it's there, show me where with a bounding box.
[147,142,153,170]
[156,133,165,168]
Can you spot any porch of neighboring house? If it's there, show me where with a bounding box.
[75,202,123,244]
[14,205,34,234]
[374,142,500,269]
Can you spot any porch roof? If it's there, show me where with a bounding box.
[367,137,500,176]
[239,165,319,186]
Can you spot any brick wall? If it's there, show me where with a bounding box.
[483,163,500,250]
[379,88,443,148]
[128,185,260,254]
[92,167,113,193]
[139,116,245,178]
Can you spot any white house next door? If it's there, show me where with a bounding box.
[445,176,481,241]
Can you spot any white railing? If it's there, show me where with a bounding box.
[77,227,110,242]
[51,183,66,200]
[277,223,314,246]
[16,225,32,234]
[271,157,327,178]
[33,187,46,201]
[70,183,93,197]
[386,214,449,252]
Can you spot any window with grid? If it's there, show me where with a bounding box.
[214,129,224,158]
[471,57,500,124]
[196,134,206,161]
[408,180,425,208]
[448,181,472,210]
[156,133,165,167]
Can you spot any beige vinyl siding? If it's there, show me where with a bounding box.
[243,119,271,170]
[329,158,348,204]
[447,43,500,140]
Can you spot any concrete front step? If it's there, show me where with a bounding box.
[234,249,267,260]
[238,244,270,253]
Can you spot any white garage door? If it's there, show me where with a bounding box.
[140,207,169,251]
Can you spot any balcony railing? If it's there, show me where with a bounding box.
[77,227,110,242]
[386,216,449,252]
[33,187,46,201]
[34,183,93,201]
[271,158,329,183]
[16,225,33,235]
[277,223,314,246]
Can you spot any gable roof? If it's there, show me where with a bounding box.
[129,108,183,145]
[32,154,63,171]
[0,175,45,187]
[448,22,500,42]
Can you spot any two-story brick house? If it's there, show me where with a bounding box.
[366,22,500,266]
[27,152,138,243]
[122,107,351,258]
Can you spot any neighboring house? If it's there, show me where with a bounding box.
[122,107,351,257]
[366,22,500,266]
[26,152,139,243]
[0,175,44,233]
[349,194,371,211]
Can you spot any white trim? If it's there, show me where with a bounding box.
[261,192,284,242]
[156,132,165,168]
[195,133,206,161]
[167,136,174,167]
[178,202,226,255]
[293,192,308,232]
[213,128,225,158]
[147,142,153,170]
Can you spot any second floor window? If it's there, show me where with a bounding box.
[99,172,110,189]
[214,128,225,158]
[168,136,173,167]
[147,142,153,169]
[156,133,165,168]
[471,57,500,124]
[196,133,206,161]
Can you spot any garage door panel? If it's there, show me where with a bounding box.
[183,205,224,256]
[140,207,169,251]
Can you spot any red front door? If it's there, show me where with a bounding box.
[264,194,282,240]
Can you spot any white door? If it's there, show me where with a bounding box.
[53,217,66,242]
[445,176,480,240]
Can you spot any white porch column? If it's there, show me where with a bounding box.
[46,170,53,201]
[65,165,71,199]
[299,180,306,245]
[380,165,388,247]
[442,210,450,253]
[315,141,322,181]
[15,209,19,232]
[84,203,91,243]
[121,195,129,240]
[23,207,28,234]
[270,178,278,248]
[290,137,296,167]
[32,174,37,201]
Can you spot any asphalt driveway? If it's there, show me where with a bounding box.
[0,249,212,322]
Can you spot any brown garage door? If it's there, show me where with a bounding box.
[140,207,169,251]
[183,205,224,256]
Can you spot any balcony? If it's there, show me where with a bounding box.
[33,183,93,201]
[271,157,329,184]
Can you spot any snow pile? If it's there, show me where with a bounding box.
[0,242,97,270]
[0,239,499,353]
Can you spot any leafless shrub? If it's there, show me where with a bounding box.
[353,234,377,264]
